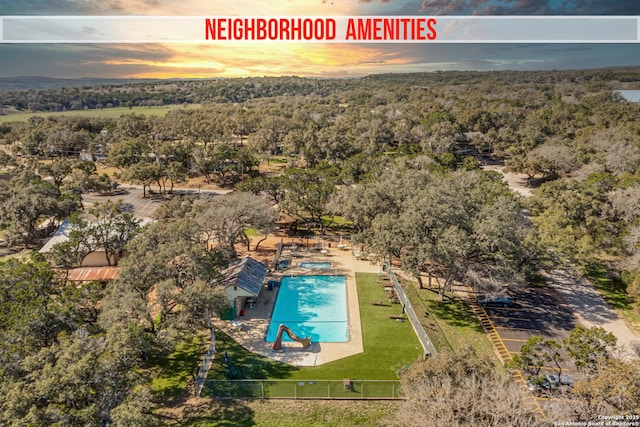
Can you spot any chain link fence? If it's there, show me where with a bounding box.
[401,279,453,353]
[385,260,438,358]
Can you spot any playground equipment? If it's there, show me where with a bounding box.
[272,324,312,351]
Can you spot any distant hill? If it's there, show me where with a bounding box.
[0,76,164,90]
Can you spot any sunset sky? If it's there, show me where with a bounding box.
[1,0,640,78]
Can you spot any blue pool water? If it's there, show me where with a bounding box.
[266,275,348,343]
[299,261,332,269]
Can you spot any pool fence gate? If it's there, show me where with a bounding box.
[273,241,284,269]
[201,379,402,399]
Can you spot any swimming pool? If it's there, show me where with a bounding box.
[299,261,331,269]
[266,275,348,343]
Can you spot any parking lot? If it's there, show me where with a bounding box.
[472,285,579,414]
[82,186,228,219]
[480,286,577,359]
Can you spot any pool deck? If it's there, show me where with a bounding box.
[212,238,381,367]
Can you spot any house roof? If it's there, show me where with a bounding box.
[39,217,153,254]
[221,256,268,296]
[67,266,120,282]
[276,212,297,225]
[39,219,72,253]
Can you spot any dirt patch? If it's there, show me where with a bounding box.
[95,165,228,192]
[482,164,533,197]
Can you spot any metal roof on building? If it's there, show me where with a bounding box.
[39,219,72,253]
[39,217,153,254]
[67,266,120,282]
[221,256,268,296]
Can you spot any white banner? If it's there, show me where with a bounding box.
[1,15,638,43]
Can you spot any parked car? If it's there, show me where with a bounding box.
[527,374,574,395]
[476,295,513,307]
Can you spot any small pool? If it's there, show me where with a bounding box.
[299,261,332,269]
[278,259,290,269]
[266,275,348,343]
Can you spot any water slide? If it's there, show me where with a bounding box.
[272,324,312,350]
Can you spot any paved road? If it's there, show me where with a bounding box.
[541,269,639,359]
[486,164,640,359]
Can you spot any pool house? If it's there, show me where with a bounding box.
[220,256,268,320]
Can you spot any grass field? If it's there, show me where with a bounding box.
[151,273,495,425]
[403,282,498,363]
[203,273,423,387]
[0,104,200,123]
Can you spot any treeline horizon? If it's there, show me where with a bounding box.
[1,66,640,113]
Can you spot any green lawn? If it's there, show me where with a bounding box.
[180,399,399,427]
[243,228,258,236]
[0,104,200,123]
[150,334,207,400]
[584,263,640,334]
[206,273,422,385]
[402,280,498,363]
[151,273,496,425]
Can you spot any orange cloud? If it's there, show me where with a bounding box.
[98,42,419,78]
[88,0,359,16]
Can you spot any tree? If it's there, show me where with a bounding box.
[248,115,291,162]
[236,175,286,206]
[609,185,640,225]
[38,158,73,189]
[45,126,91,158]
[506,141,578,186]
[109,385,155,427]
[122,162,158,198]
[0,170,65,247]
[165,161,188,194]
[530,176,621,263]
[0,326,153,426]
[113,113,151,140]
[46,213,96,274]
[605,140,640,175]
[87,200,141,266]
[358,168,533,299]
[563,325,618,375]
[99,214,228,336]
[208,143,239,184]
[196,192,277,259]
[0,255,68,365]
[509,336,564,377]
[332,179,396,233]
[421,120,459,155]
[64,162,113,194]
[551,358,640,421]
[0,150,19,168]
[282,163,340,236]
[394,347,541,427]
[105,138,150,173]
